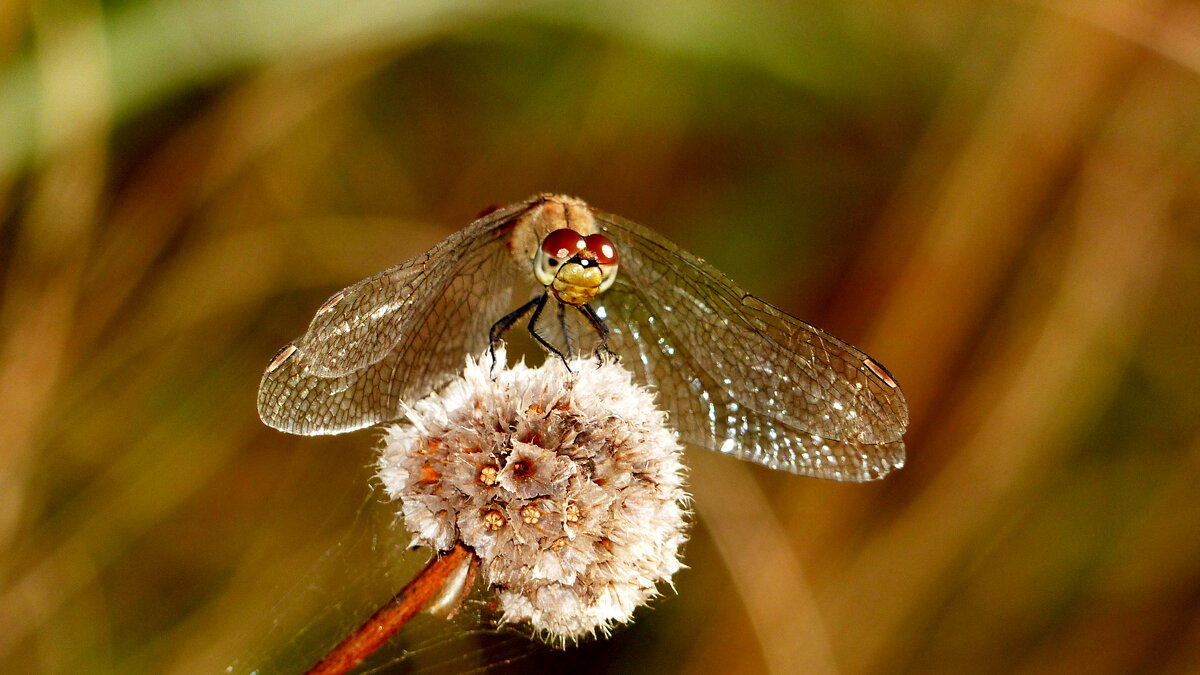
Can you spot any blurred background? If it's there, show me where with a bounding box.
[2,0,1199,673]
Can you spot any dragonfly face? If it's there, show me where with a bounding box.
[258,194,909,482]
[533,228,620,306]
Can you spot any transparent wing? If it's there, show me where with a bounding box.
[257,203,530,435]
[593,211,908,481]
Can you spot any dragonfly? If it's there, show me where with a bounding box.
[258,194,907,481]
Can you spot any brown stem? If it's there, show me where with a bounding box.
[304,543,476,675]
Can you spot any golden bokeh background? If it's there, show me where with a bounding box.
[2,1,1199,673]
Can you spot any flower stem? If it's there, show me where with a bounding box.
[304,543,476,675]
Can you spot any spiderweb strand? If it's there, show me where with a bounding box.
[305,543,477,675]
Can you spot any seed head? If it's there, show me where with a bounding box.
[377,349,689,643]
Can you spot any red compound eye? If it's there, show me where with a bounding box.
[584,233,618,264]
[541,229,586,260]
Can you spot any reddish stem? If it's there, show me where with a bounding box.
[305,543,475,675]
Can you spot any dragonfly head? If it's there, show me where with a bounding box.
[534,228,619,306]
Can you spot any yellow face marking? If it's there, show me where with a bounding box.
[551,262,604,305]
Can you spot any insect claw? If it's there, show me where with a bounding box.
[488,341,502,380]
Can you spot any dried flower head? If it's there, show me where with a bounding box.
[376,349,689,643]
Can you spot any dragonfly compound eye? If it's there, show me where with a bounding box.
[583,233,618,264]
[584,233,620,292]
[541,229,587,260]
[535,229,587,286]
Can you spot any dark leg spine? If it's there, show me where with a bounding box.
[578,303,616,360]
[488,295,542,375]
[526,295,571,370]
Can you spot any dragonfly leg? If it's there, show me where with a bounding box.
[579,304,618,361]
[557,301,574,356]
[527,295,572,372]
[489,295,542,377]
